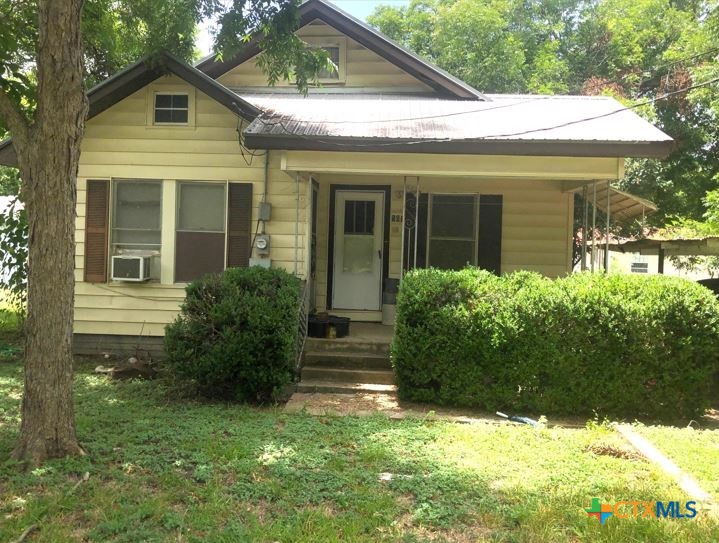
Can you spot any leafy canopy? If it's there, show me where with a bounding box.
[0,0,330,125]
[369,0,719,227]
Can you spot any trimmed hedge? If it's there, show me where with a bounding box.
[165,267,300,403]
[392,269,719,419]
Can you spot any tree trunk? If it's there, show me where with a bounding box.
[10,0,88,465]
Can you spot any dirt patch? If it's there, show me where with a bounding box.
[585,441,645,461]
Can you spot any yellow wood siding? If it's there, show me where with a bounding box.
[75,76,307,337]
[217,21,432,92]
[312,176,574,313]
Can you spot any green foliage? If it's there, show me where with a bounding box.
[0,0,329,127]
[164,267,300,403]
[1,360,718,541]
[393,268,719,420]
[369,0,719,228]
[0,167,20,196]
[0,196,27,309]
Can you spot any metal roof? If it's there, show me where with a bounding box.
[241,93,674,157]
[610,236,719,256]
[571,183,658,222]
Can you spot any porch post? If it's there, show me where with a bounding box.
[604,181,611,272]
[658,247,665,274]
[294,172,300,275]
[581,184,588,271]
[591,182,597,272]
[400,176,407,279]
[414,178,420,269]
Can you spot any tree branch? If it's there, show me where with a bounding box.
[0,80,30,144]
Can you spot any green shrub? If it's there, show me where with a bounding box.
[392,269,719,420]
[165,267,301,403]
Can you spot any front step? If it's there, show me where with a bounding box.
[302,366,395,385]
[303,351,392,370]
[296,380,397,394]
[304,337,390,356]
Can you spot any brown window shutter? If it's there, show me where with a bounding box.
[226,183,253,268]
[84,180,110,282]
[478,195,503,275]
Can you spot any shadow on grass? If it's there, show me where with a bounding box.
[0,362,718,543]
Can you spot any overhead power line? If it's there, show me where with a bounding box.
[252,75,719,148]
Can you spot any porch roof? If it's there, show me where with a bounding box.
[241,93,674,158]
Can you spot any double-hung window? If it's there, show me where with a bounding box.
[175,182,227,282]
[427,194,477,270]
[111,179,163,280]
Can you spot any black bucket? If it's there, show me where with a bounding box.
[328,316,351,338]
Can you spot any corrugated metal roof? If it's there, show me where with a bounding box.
[241,93,672,146]
[571,184,658,222]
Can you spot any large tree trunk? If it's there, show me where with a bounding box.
[10,0,87,464]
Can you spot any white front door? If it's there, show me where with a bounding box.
[332,190,384,310]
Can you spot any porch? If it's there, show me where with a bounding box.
[303,171,597,322]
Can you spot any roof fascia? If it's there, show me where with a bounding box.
[243,133,675,159]
[197,0,485,100]
[0,52,258,168]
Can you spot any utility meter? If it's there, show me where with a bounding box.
[255,234,270,255]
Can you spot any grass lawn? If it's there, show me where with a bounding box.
[0,309,718,542]
[633,424,719,499]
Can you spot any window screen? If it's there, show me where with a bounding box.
[175,182,227,282]
[154,93,189,124]
[342,199,376,274]
[177,183,226,232]
[319,46,341,80]
[428,195,477,270]
[112,181,162,248]
[111,180,162,280]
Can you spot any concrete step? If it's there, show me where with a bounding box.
[305,337,391,356]
[296,380,398,395]
[303,351,392,370]
[302,366,395,385]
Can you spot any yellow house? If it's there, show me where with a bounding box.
[0,0,672,354]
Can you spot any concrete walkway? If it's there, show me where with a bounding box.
[283,390,590,427]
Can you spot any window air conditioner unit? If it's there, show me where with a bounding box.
[111,255,151,282]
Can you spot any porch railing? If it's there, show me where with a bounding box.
[294,280,310,381]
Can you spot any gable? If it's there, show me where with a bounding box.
[218,20,434,93]
[198,0,484,99]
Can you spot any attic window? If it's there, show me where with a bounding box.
[319,47,341,80]
[154,93,189,124]
[303,37,346,83]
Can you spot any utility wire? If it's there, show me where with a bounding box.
[250,76,719,148]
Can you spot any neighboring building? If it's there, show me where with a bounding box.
[0,0,672,351]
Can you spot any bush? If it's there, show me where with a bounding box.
[392,269,719,420]
[165,267,301,403]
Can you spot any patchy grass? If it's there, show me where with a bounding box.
[0,290,22,361]
[0,361,717,542]
[633,424,719,499]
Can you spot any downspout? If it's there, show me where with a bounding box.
[262,150,270,234]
